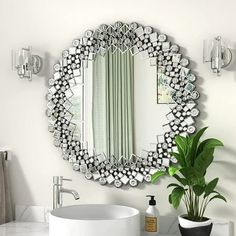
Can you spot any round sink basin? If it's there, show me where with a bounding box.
[49,204,140,236]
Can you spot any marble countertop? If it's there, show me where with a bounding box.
[0,222,49,236]
[0,222,176,236]
[0,220,232,236]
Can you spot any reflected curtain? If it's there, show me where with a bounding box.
[92,50,134,159]
[0,152,13,225]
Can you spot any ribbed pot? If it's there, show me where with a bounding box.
[178,215,213,236]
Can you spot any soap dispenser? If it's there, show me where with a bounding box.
[145,195,159,235]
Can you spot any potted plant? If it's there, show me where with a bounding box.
[151,127,226,236]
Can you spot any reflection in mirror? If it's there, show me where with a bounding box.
[157,68,175,104]
[92,50,134,159]
[68,48,177,162]
[134,54,169,157]
[70,83,84,142]
[69,49,169,160]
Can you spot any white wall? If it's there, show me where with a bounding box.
[0,0,236,233]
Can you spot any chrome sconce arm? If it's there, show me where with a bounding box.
[203,36,232,76]
[12,46,42,80]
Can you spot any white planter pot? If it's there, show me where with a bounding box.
[178,215,212,228]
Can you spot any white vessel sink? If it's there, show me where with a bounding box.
[49,204,140,236]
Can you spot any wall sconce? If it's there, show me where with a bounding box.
[12,46,42,80]
[203,36,232,76]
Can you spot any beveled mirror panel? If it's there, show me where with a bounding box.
[47,22,200,188]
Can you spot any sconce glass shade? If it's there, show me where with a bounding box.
[12,46,42,80]
[203,36,232,76]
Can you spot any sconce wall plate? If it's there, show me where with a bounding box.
[203,36,232,76]
[12,46,42,80]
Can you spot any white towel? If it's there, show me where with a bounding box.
[0,152,13,224]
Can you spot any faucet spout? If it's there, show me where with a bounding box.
[61,188,80,200]
[53,176,80,209]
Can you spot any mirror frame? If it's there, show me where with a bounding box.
[46,22,200,188]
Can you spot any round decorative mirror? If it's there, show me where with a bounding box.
[46,22,200,188]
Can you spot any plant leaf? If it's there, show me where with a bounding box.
[151,171,166,183]
[173,174,188,186]
[167,183,181,188]
[175,135,188,156]
[193,184,205,196]
[190,127,208,163]
[170,152,186,167]
[170,187,185,209]
[180,167,205,186]
[179,167,205,186]
[194,148,214,176]
[197,138,223,156]
[204,178,219,197]
[209,194,227,203]
[212,190,220,195]
[185,149,192,167]
[168,166,180,176]
[169,194,172,204]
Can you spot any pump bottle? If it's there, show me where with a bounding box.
[145,195,159,235]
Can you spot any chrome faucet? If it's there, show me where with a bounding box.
[53,176,80,209]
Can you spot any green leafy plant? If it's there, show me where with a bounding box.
[151,127,226,222]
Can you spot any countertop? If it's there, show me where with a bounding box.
[0,222,49,236]
[0,222,175,236]
[0,220,232,236]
